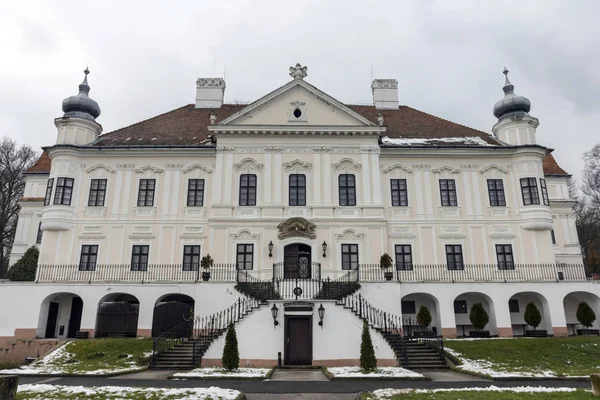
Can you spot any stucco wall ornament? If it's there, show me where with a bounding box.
[283,159,312,173]
[381,164,413,174]
[183,164,213,174]
[335,229,364,241]
[134,165,164,174]
[479,164,509,175]
[234,158,263,173]
[86,164,115,174]
[277,217,317,240]
[332,158,362,172]
[432,165,461,174]
[289,63,308,80]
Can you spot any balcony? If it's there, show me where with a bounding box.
[358,263,591,283]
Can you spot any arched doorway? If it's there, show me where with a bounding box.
[151,294,195,337]
[453,292,497,337]
[37,293,83,339]
[401,292,441,336]
[95,293,140,338]
[563,291,600,335]
[508,292,552,336]
[284,243,312,279]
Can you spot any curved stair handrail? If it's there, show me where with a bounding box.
[402,317,445,362]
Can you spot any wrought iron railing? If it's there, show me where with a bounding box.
[358,263,591,283]
[35,264,237,283]
[151,296,261,367]
[272,261,321,281]
[402,316,445,362]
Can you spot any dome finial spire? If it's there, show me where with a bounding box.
[493,67,531,120]
[502,66,514,94]
[62,67,101,120]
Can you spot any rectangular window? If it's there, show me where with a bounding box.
[520,177,540,205]
[79,245,98,271]
[540,178,549,206]
[53,177,74,206]
[236,244,254,270]
[183,245,201,271]
[390,179,408,206]
[446,244,464,270]
[395,244,413,270]
[239,174,257,206]
[137,179,156,207]
[454,300,467,314]
[439,179,457,206]
[289,174,306,206]
[551,229,556,244]
[509,299,520,313]
[131,245,149,271]
[487,179,506,206]
[341,244,359,270]
[88,179,107,206]
[401,300,416,314]
[44,178,54,206]
[187,179,205,207]
[496,244,515,270]
[36,223,43,245]
[339,174,356,206]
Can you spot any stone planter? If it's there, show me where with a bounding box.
[201,271,211,281]
[577,328,600,336]
[383,271,393,281]
[0,375,18,400]
[525,329,548,337]
[469,330,490,338]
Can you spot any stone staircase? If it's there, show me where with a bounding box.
[336,293,448,370]
[314,280,360,300]
[150,297,263,370]
[235,281,281,302]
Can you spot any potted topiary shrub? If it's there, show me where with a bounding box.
[469,302,490,337]
[416,305,433,338]
[524,301,547,337]
[576,301,598,336]
[200,254,214,281]
[380,253,393,281]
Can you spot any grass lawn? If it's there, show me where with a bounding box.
[1,339,153,375]
[360,389,592,399]
[16,384,241,400]
[445,337,600,377]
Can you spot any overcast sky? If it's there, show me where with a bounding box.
[1,0,598,181]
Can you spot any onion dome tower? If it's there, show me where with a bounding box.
[55,68,103,145]
[492,68,539,145]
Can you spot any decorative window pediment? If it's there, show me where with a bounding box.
[134,165,164,174]
[235,158,263,173]
[432,165,461,174]
[231,229,260,241]
[335,229,364,241]
[283,159,312,173]
[332,158,361,173]
[183,164,213,174]
[86,164,115,174]
[479,164,509,175]
[381,164,413,174]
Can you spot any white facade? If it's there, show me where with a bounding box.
[4,64,598,367]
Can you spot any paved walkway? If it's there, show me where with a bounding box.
[246,395,357,400]
[420,370,487,382]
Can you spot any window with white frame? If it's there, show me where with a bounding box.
[520,177,540,205]
[239,174,257,206]
[338,174,356,206]
[390,179,408,206]
[187,179,205,207]
[53,177,74,206]
[289,174,306,206]
[439,179,457,206]
[88,179,107,206]
[137,179,156,206]
[487,179,506,206]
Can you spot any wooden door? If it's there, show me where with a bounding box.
[45,302,59,338]
[67,297,83,338]
[285,316,312,365]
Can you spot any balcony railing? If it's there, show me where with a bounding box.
[358,263,592,283]
[35,264,237,283]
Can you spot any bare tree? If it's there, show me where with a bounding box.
[576,144,600,270]
[0,137,38,273]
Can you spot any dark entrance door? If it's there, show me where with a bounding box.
[151,301,194,338]
[96,302,139,338]
[67,297,83,338]
[283,244,311,279]
[45,302,59,338]
[285,316,312,365]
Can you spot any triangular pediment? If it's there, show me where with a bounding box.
[219,79,375,127]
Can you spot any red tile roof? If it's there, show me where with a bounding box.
[26,151,51,174]
[32,103,569,176]
[543,153,569,175]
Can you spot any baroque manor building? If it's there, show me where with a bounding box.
[2,64,598,368]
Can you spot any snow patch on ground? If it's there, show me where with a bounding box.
[445,347,586,378]
[372,386,579,398]
[0,343,144,376]
[327,366,423,378]
[18,384,241,399]
[173,367,271,378]
[381,136,492,146]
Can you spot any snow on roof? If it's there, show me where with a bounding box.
[381,136,493,146]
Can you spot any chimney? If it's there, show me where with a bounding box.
[195,78,226,108]
[371,79,399,110]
